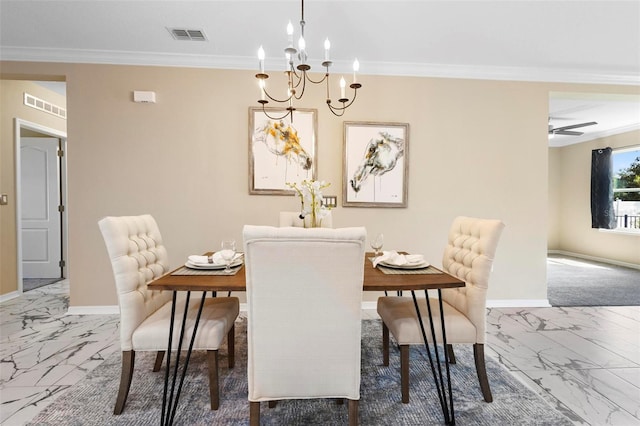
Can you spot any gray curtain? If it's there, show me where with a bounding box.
[591,147,616,229]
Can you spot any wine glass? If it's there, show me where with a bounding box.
[220,240,236,274]
[371,233,384,257]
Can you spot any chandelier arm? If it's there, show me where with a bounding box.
[261,104,295,121]
[326,103,346,117]
[293,72,307,100]
[327,87,360,112]
[304,72,328,85]
[262,86,294,104]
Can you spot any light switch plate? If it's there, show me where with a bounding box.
[323,195,337,208]
[0,194,8,205]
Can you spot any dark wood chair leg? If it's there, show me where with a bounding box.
[382,323,390,366]
[207,350,220,410]
[114,350,135,415]
[348,399,359,426]
[227,324,235,368]
[446,344,456,364]
[400,345,409,403]
[473,343,493,402]
[250,401,260,426]
[152,351,165,372]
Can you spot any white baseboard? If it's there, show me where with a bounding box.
[487,299,551,308]
[66,306,119,315]
[64,299,552,316]
[0,291,20,303]
[362,301,378,310]
[548,250,640,270]
[364,299,551,309]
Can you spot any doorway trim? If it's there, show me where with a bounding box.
[14,118,67,293]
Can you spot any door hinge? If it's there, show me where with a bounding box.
[57,149,64,157]
[59,260,66,268]
[58,205,65,212]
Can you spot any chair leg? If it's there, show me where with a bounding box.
[114,350,135,415]
[473,343,493,403]
[382,322,390,366]
[446,344,456,364]
[348,399,359,426]
[227,324,235,368]
[400,345,409,403]
[250,401,260,426]
[207,350,220,410]
[152,351,165,372]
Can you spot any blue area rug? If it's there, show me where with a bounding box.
[29,319,572,425]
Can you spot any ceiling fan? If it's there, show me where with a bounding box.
[548,119,598,136]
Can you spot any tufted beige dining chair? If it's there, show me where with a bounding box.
[376,216,505,404]
[243,225,366,426]
[279,211,333,228]
[98,214,239,414]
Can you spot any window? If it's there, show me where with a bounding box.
[613,146,640,230]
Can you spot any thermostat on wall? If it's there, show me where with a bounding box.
[133,91,156,103]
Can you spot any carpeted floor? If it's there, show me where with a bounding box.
[547,254,640,307]
[29,319,572,425]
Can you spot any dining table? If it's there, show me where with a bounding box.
[148,252,465,426]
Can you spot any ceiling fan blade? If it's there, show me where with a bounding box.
[553,121,598,132]
[554,130,584,136]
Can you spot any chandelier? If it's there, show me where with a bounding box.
[255,0,361,120]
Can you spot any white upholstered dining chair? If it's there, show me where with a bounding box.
[243,225,366,426]
[98,214,239,414]
[279,210,333,228]
[377,216,505,403]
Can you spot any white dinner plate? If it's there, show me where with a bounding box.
[379,260,430,270]
[185,258,243,270]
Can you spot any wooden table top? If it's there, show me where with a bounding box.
[148,252,465,293]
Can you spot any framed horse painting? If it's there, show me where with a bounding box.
[248,107,318,195]
[343,122,409,207]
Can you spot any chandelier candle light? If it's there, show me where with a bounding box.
[256,0,361,120]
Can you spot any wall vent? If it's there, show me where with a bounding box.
[168,28,207,41]
[24,93,67,120]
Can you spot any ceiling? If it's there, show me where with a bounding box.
[2,1,639,145]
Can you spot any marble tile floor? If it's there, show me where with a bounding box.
[1,282,638,425]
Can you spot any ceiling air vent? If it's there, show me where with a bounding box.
[168,28,207,41]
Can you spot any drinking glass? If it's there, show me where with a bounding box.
[220,240,236,274]
[371,233,384,257]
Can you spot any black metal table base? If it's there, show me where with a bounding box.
[411,289,455,425]
[157,289,454,425]
[160,291,207,426]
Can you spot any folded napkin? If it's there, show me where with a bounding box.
[188,252,243,266]
[372,250,425,268]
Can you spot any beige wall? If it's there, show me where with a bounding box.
[0,79,67,295]
[549,130,640,265]
[548,147,562,250]
[1,61,638,306]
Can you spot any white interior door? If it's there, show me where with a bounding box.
[20,137,61,278]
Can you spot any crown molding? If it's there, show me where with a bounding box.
[2,46,639,86]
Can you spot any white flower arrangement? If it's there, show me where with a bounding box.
[286,179,331,228]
